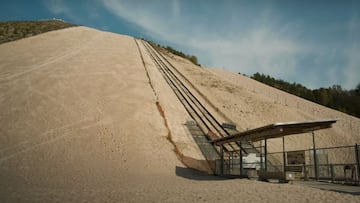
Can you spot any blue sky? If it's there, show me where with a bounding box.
[1,0,359,89]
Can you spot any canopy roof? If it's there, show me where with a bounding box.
[213,119,337,146]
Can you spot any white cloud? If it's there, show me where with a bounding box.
[101,0,171,41]
[185,25,304,82]
[71,0,359,89]
[43,0,101,24]
[172,0,180,18]
[343,13,360,89]
[43,0,70,15]
[344,45,360,89]
[101,0,304,79]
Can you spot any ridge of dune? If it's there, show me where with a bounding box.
[1,26,359,202]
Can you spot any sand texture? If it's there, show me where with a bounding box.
[163,52,360,153]
[0,27,359,202]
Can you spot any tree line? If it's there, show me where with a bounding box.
[249,72,360,118]
[0,20,75,44]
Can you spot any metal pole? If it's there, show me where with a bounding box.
[230,152,233,174]
[265,138,268,171]
[312,132,319,180]
[355,144,360,181]
[283,136,286,172]
[220,145,224,176]
[330,164,334,182]
[260,140,263,170]
[240,147,243,177]
[303,164,308,181]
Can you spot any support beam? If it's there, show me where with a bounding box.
[265,138,268,171]
[312,132,319,180]
[355,144,360,181]
[240,148,243,176]
[260,140,263,170]
[283,137,286,172]
[220,145,224,176]
[330,164,334,182]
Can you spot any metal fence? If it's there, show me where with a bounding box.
[267,144,360,182]
[215,146,264,178]
[216,144,360,183]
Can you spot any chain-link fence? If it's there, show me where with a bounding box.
[216,144,360,183]
[267,145,360,182]
[215,146,264,177]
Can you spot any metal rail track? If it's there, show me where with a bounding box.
[139,39,282,172]
[140,40,241,152]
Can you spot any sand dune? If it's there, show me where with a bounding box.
[0,27,359,202]
[163,53,360,152]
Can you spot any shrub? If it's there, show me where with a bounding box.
[0,20,76,44]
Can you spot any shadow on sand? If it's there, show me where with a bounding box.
[175,166,226,181]
[295,181,360,196]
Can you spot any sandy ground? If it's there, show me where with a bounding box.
[0,27,360,202]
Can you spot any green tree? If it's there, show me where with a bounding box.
[356,83,360,96]
[249,72,360,118]
[189,55,198,65]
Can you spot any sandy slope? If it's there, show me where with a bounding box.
[163,53,360,153]
[0,27,359,202]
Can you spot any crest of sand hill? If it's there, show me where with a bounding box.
[1,26,359,176]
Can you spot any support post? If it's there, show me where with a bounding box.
[283,136,286,172]
[355,144,360,181]
[220,145,224,176]
[312,132,319,180]
[265,138,268,171]
[230,152,233,174]
[330,164,334,182]
[303,164,308,181]
[240,148,243,176]
[260,140,263,170]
